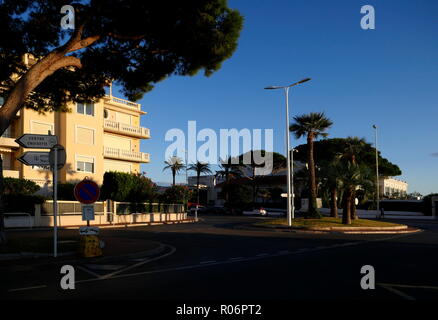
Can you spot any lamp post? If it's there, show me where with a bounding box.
[373,125,380,217]
[265,78,311,226]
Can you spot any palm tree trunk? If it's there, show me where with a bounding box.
[350,190,358,220]
[330,187,338,218]
[343,189,352,225]
[197,173,200,205]
[307,135,320,218]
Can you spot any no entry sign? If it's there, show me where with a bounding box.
[74,179,100,204]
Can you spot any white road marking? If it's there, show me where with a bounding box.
[8,285,47,292]
[379,283,438,291]
[229,257,244,260]
[98,245,176,280]
[77,265,101,278]
[256,253,269,257]
[200,261,217,264]
[83,264,126,271]
[380,284,416,301]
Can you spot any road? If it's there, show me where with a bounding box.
[2,215,438,302]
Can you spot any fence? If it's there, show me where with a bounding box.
[5,200,188,228]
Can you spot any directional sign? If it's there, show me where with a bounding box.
[17,151,50,166]
[15,134,58,149]
[74,179,100,204]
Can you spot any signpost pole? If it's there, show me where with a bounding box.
[53,145,58,258]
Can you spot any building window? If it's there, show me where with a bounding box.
[0,96,4,106]
[77,102,94,116]
[31,121,54,135]
[104,109,109,119]
[76,126,95,145]
[76,155,94,173]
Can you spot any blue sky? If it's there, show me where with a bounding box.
[113,0,438,195]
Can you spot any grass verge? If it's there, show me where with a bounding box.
[256,217,403,229]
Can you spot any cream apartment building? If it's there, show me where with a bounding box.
[0,94,150,189]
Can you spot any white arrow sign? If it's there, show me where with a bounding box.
[17,151,50,166]
[15,134,58,149]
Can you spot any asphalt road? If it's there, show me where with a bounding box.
[2,215,438,302]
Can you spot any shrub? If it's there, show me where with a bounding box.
[160,185,191,204]
[3,177,40,195]
[4,194,45,215]
[57,183,76,200]
[101,171,157,202]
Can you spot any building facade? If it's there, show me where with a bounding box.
[0,94,150,190]
[379,177,408,198]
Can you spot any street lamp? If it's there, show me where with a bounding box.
[265,78,311,226]
[373,125,380,217]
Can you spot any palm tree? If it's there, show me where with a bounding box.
[163,157,185,186]
[337,162,373,224]
[319,161,341,218]
[337,137,367,220]
[290,112,333,218]
[188,161,212,205]
[215,157,242,202]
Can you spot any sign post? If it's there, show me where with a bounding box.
[16,133,65,258]
[74,179,101,257]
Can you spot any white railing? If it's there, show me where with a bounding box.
[104,146,150,163]
[105,95,141,111]
[104,120,150,138]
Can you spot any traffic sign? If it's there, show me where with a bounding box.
[81,204,95,221]
[49,144,66,169]
[17,151,50,166]
[15,134,58,149]
[74,179,100,204]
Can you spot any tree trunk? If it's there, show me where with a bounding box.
[0,155,6,244]
[330,187,338,218]
[343,189,352,225]
[350,190,358,220]
[197,173,200,205]
[307,135,320,218]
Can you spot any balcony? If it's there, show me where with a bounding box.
[104,120,150,139]
[103,95,143,113]
[3,170,19,178]
[103,146,150,163]
[0,136,19,149]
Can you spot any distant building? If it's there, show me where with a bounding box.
[379,177,408,198]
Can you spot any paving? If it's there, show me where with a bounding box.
[1,215,438,301]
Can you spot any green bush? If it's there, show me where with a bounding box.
[4,194,45,215]
[3,177,40,195]
[101,171,157,202]
[57,183,76,200]
[160,185,191,204]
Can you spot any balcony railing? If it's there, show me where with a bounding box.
[104,146,150,163]
[104,120,150,138]
[104,95,141,111]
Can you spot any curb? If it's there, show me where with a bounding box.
[248,223,422,235]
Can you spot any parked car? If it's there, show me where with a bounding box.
[243,207,267,216]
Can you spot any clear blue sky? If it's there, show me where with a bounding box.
[114,0,438,195]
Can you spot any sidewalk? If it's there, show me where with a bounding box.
[0,227,163,261]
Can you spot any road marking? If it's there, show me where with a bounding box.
[83,264,126,271]
[380,284,416,301]
[200,261,217,264]
[379,283,438,291]
[77,265,101,278]
[278,250,290,255]
[256,253,269,257]
[98,244,176,280]
[8,285,47,292]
